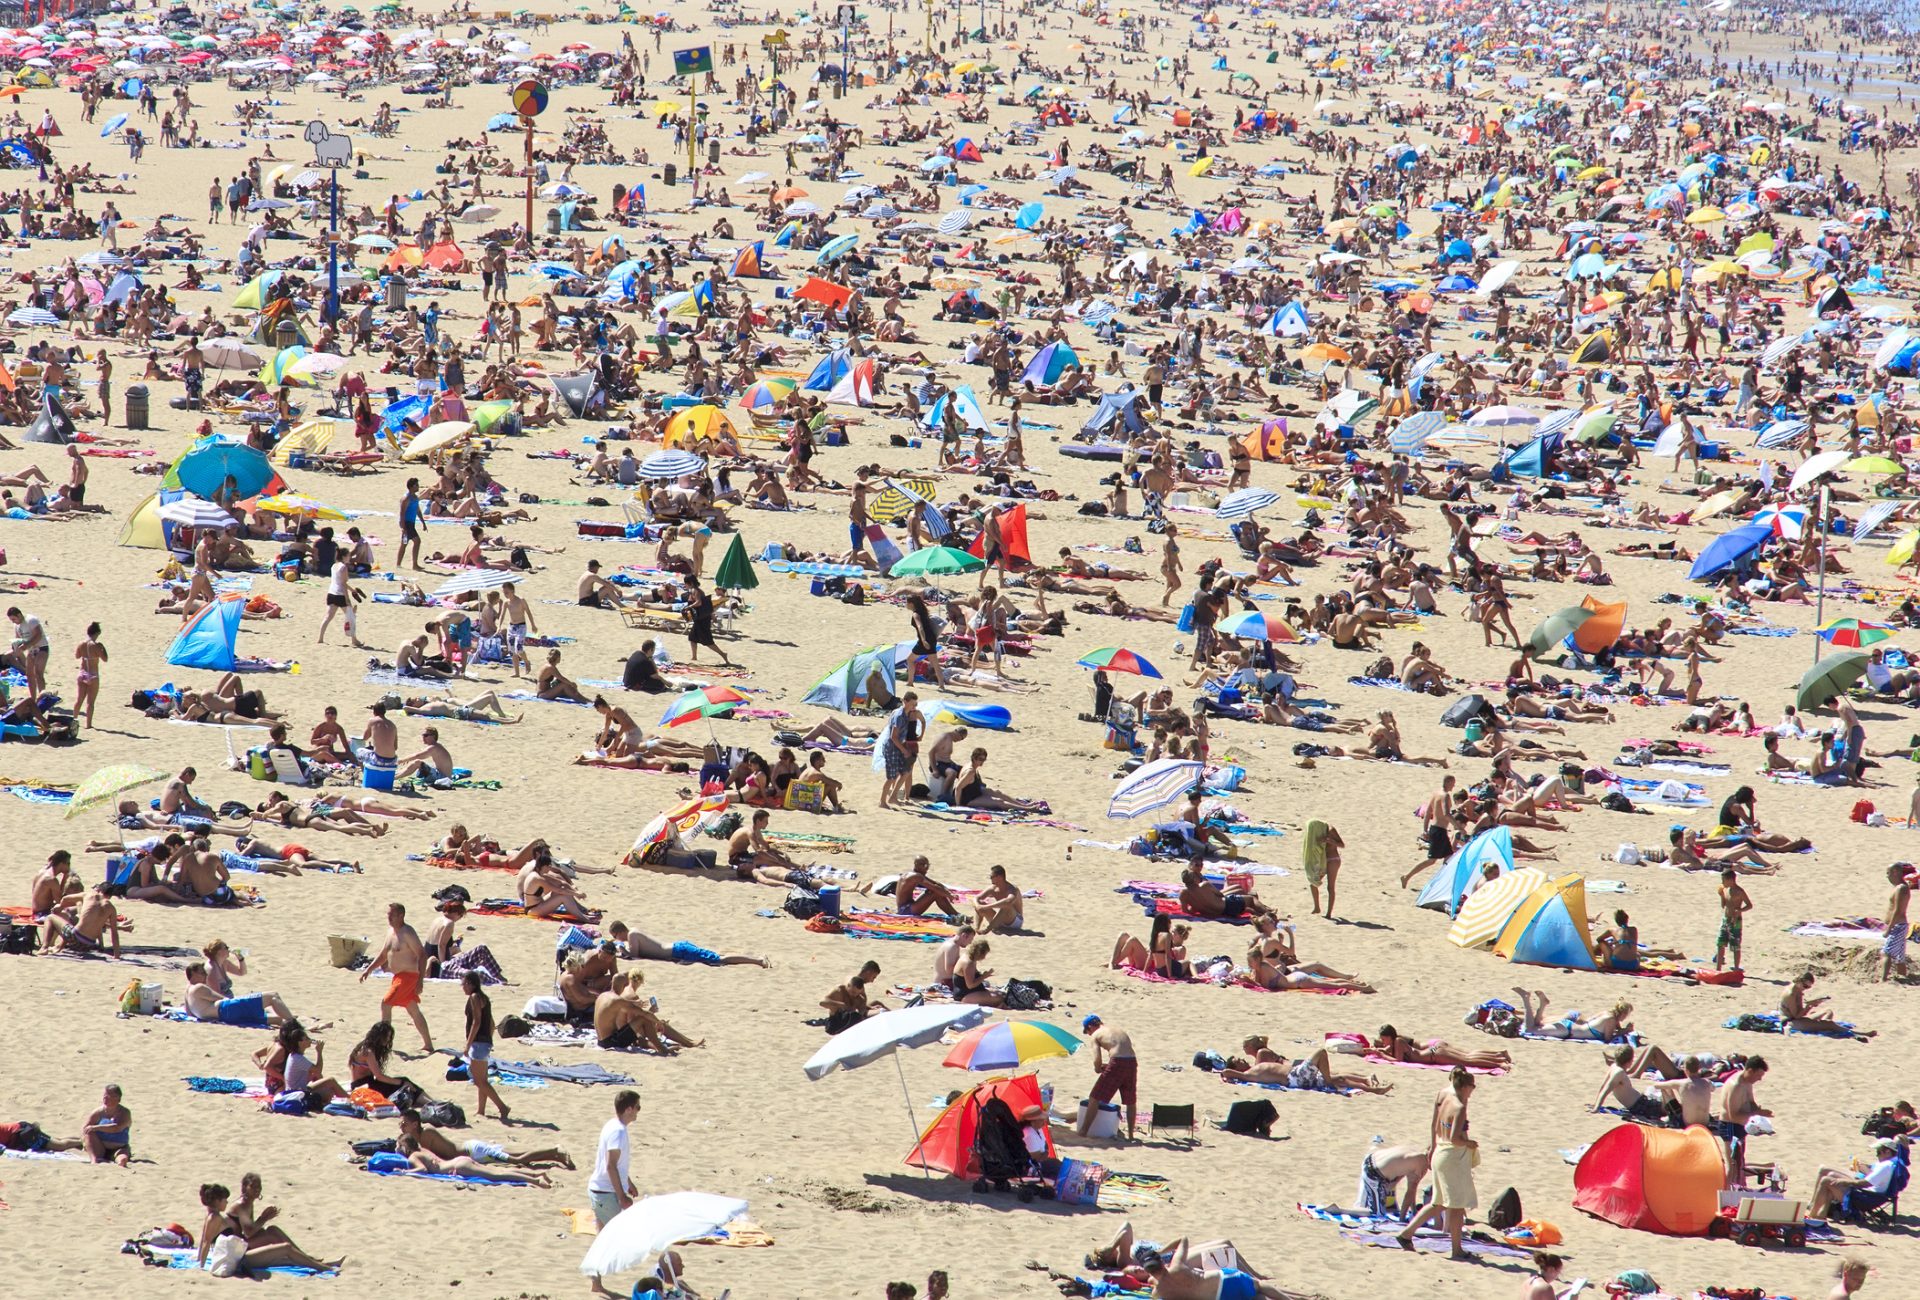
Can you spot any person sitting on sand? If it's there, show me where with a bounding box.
[1781,970,1878,1038]
[254,1021,347,1108]
[1245,914,1375,992]
[895,855,961,916]
[1177,866,1270,921]
[83,1083,132,1165]
[1511,987,1632,1041]
[1592,1043,1688,1121]
[536,648,589,702]
[822,959,888,1030]
[951,938,1004,1006]
[1593,908,1685,972]
[183,959,297,1029]
[196,1181,343,1274]
[30,850,82,918]
[39,882,122,957]
[1372,1025,1510,1071]
[394,726,457,787]
[594,970,703,1053]
[518,853,595,921]
[398,1108,572,1170]
[971,864,1026,933]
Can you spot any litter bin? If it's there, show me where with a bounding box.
[709,139,720,166]
[545,207,562,234]
[663,162,677,187]
[274,317,299,350]
[124,384,149,430]
[385,276,406,312]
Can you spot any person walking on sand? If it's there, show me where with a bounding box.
[1395,1067,1479,1260]
[586,1090,642,1297]
[1715,868,1752,971]
[397,477,425,571]
[1881,862,1911,982]
[1076,1014,1138,1141]
[317,555,365,648]
[461,972,509,1124]
[360,902,432,1052]
[1303,819,1344,919]
[73,621,106,729]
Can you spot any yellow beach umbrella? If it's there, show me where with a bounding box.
[401,420,476,461]
[1188,156,1214,177]
[1685,206,1726,225]
[257,492,347,521]
[1846,455,1905,475]
[1734,230,1775,259]
[1692,487,1743,523]
[1889,528,1920,567]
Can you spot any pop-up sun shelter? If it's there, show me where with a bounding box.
[1573,1124,1728,1235]
[166,594,246,670]
[1415,826,1515,914]
[1491,874,1598,970]
[905,1074,1048,1178]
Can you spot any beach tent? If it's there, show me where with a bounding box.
[966,503,1032,568]
[165,594,245,671]
[421,241,468,271]
[1082,389,1150,438]
[1492,874,1598,970]
[804,645,905,712]
[1416,826,1516,914]
[663,404,737,450]
[1265,301,1311,336]
[803,349,853,393]
[553,373,599,419]
[824,357,876,407]
[1242,419,1289,461]
[1569,329,1614,365]
[905,1074,1047,1178]
[1573,1124,1728,1236]
[1502,428,1564,478]
[118,489,182,550]
[1575,596,1628,653]
[730,242,765,278]
[24,390,76,444]
[1448,866,1550,949]
[1021,340,1080,386]
[925,385,990,433]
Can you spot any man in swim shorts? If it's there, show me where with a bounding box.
[1137,1237,1296,1299]
[361,901,433,1051]
[605,921,769,969]
[1078,1014,1139,1139]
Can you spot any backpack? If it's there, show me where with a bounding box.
[350,1137,399,1157]
[1485,1186,1523,1231]
[498,1014,531,1039]
[1221,1098,1278,1137]
[432,883,472,904]
[1600,791,1635,813]
[2,921,40,956]
[783,888,822,920]
[1862,1107,1913,1138]
[268,1091,308,1117]
[419,1100,465,1128]
[1003,978,1050,1011]
[1851,799,1876,823]
[1439,694,1490,728]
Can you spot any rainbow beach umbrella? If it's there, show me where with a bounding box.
[1816,617,1894,649]
[659,685,749,728]
[1217,610,1300,642]
[941,1020,1080,1071]
[1076,646,1162,678]
[739,377,797,410]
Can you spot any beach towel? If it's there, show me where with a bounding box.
[2,784,72,805]
[1120,963,1351,995]
[1347,675,1418,692]
[1297,1203,1404,1230]
[1095,1172,1174,1209]
[1225,1074,1357,1097]
[1302,819,1330,886]
[362,1161,531,1187]
[142,1245,337,1278]
[1724,1012,1870,1041]
[1789,918,1901,942]
[1339,1229,1527,1259]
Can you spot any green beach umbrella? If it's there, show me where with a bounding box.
[890,546,984,578]
[713,533,759,591]
[1796,651,1868,711]
[1525,606,1595,656]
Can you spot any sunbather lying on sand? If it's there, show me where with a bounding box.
[1201,1040,1393,1095]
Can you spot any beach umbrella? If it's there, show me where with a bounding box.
[1816,617,1894,649]
[1468,404,1542,428]
[1796,651,1868,711]
[174,439,274,499]
[200,337,263,370]
[1300,342,1350,368]
[739,377,796,410]
[1216,487,1280,520]
[659,685,749,728]
[1749,505,1806,538]
[1847,455,1905,476]
[1216,610,1300,643]
[1525,605,1595,655]
[579,1192,749,1283]
[286,351,347,381]
[230,269,283,309]
[1108,758,1204,819]
[1075,647,1162,679]
[816,232,860,265]
[6,306,57,328]
[1788,448,1850,492]
[890,546,983,578]
[803,1002,991,1172]
[941,1020,1080,1072]
[712,533,758,591]
[400,420,475,461]
[432,569,519,598]
[1389,410,1447,454]
[100,112,126,135]
[1688,523,1772,582]
[1571,409,1619,444]
[869,478,937,526]
[1691,488,1744,525]
[153,495,238,529]
[256,492,346,521]
[1891,529,1920,567]
[64,763,168,820]
[639,450,706,480]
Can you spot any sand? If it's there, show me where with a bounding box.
[0,2,1918,1298]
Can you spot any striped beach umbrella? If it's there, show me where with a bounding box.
[1216,488,1280,521]
[1076,646,1162,678]
[1107,758,1204,820]
[869,477,936,525]
[941,1020,1080,1071]
[432,569,519,598]
[1216,610,1300,643]
[639,450,707,480]
[1447,867,1549,949]
[1388,410,1447,454]
[1816,617,1894,649]
[739,377,797,410]
[1748,505,1806,539]
[660,685,749,728]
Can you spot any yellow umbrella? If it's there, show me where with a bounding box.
[1695,261,1746,282]
[1685,206,1726,225]
[1846,455,1905,475]
[1575,164,1610,180]
[1734,230,1775,259]
[1188,156,1214,177]
[952,60,978,73]
[1692,487,1743,523]
[1890,528,1920,567]
[257,492,347,521]
[401,420,476,461]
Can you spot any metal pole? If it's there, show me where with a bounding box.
[688,81,698,198]
[894,1053,933,1178]
[522,116,533,243]
[1813,484,1830,665]
[326,169,339,324]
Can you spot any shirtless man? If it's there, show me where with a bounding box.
[821,960,886,1025]
[127,837,234,906]
[362,701,399,769]
[1077,1014,1139,1139]
[594,971,702,1052]
[29,850,82,918]
[159,766,215,821]
[1357,1144,1430,1218]
[1881,862,1911,982]
[1781,970,1873,1038]
[560,942,619,1015]
[1591,1044,1686,1121]
[399,1108,572,1170]
[576,559,627,609]
[395,726,455,786]
[605,919,768,969]
[896,855,961,916]
[1137,1237,1307,1300]
[501,581,537,679]
[39,883,121,958]
[727,809,800,875]
[360,901,432,1051]
[972,864,1024,933]
[108,799,248,838]
[1719,1056,1771,1182]
[933,924,976,985]
[1177,866,1269,920]
[1217,1047,1394,1095]
[1649,1056,1717,1128]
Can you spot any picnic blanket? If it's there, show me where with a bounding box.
[142,1245,337,1278]
[1724,1011,1871,1042]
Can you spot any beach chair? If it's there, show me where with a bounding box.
[1147,1103,1197,1144]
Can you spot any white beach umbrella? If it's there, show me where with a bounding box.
[579,1193,749,1283]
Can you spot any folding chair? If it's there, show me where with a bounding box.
[1148,1103,1197,1144]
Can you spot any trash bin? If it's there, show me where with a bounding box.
[545,207,562,234]
[124,384,149,430]
[385,276,406,312]
[274,317,299,350]
[708,139,720,166]
[663,162,677,187]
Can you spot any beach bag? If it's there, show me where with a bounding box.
[268,1091,308,1117]
[350,1138,398,1157]
[783,888,822,920]
[1003,978,1050,1011]
[498,1014,531,1039]
[433,884,473,905]
[1,921,38,955]
[419,1100,465,1128]
[1221,1098,1278,1137]
[206,1235,247,1278]
[1863,1107,1912,1138]
[1486,1186,1523,1231]
[1851,799,1875,823]
[1600,792,1634,813]
[1613,843,1642,865]
[1054,1158,1106,1205]
[365,1151,411,1174]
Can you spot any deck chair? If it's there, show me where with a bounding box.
[1148,1103,1197,1144]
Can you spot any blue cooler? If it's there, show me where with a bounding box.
[363,759,396,792]
[817,884,841,917]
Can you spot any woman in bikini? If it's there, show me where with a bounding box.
[1246,919,1376,993]
[951,939,1004,1006]
[952,747,1048,813]
[1511,988,1632,1041]
[197,1182,342,1274]
[73,621,105,728]
[1372,1024,1511,1070]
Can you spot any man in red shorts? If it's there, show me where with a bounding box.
[1076,1013,1139,1140]
[360,900,433,1051]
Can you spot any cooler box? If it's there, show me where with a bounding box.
[363,759,396,792]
